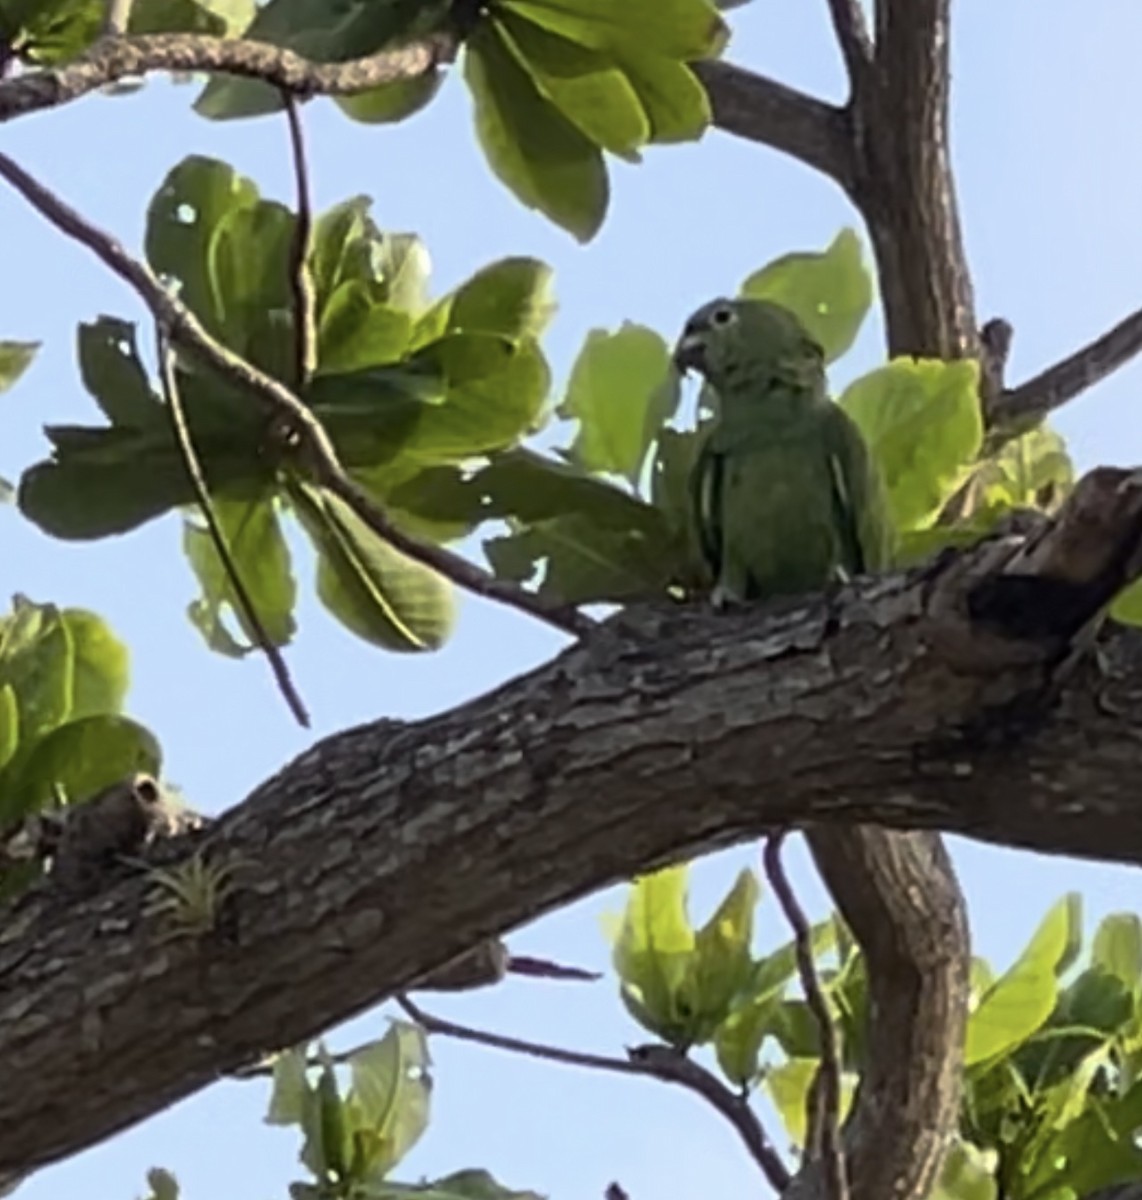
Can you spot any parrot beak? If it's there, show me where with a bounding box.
[672,332,707,375]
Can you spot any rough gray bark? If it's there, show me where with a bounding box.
[1,8,1141,1200]
[4,466,1142,1176]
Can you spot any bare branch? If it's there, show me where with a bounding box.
[156,330,310,727]
[0,32,456,127]
[693,61,857,191]
[396,997,793,1193]
[282,95,317,390]
[853,0,976,361]
[103,1,133,36]
[992,305,1142,436]
[764,835,849,1200]
[5,468,1142,1174]
[825,0,874,83]
[0,152,595,641]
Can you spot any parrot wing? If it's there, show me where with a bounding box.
[689,431,725,583]
[822,404,894,576]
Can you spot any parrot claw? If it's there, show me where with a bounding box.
[710,584,745,612]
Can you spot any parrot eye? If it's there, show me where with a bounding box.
[709,305,736,328]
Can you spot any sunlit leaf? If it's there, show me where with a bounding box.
[741,229,873,363]
[840,358,983,532]
[466,19,609,243]
[496,10,650,158]
[0,339,40,395]
[559,323,676,485]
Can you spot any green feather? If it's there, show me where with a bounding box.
[676,297,892,604]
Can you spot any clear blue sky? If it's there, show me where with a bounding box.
[4,3,1141,1197]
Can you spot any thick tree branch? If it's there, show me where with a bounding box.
[0,32,456,126]
[852,0,976,360]
[5,466,1142,1176]
[0,151,594,641]
[825,0,874,85]
[693,61,858,191]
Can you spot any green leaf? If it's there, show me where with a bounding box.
[400,334,550,463]
[318,283,413,374]
[60,607,130,719]
[310,1056,349,1182]
[1018,892,1084,979]
[931,1142,998,1200]
[485,510,675,605]
[714,920,840,1086]
[140,1166,181,1200]
[290,483,456,653]
[964,896,1081,1067]
[1023,1079,1142,1199]
[18,425,267,540]
[559,323,676,485]
[840,358,983,532]
[184,493,298,657]
[349,1020,431,1177]
[77,318,163,429]
[766,1057,856,1148]
[146,156,260,337]
[266,1047,311,1126]
[740,229,874,363]
[610,864,697,1045]
[967,425,1075,521]
[334,70,445,125]
[0,685,19,774]
[465,19,609,243]
[0,598,73,750]
[445,257,557,342]
[207,198,296,362]
[683,868,759,1044]
[501,0,728,60]
[0,714,162,825]
[611,51,710,143]
[495,10,650,158]
[371,1169,543,1199]
[1091,914,1142,990]
[0,339,39,395]
[1,0,101,64]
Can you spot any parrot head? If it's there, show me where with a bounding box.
[672,297,825,394]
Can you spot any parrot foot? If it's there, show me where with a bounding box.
[710,584,743,612]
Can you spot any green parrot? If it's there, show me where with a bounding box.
[673,297,893,606]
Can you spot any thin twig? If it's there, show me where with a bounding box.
[992,304,1142,440]
[0,152,594,641]
[0,33,457,126]
[155,330,310,728]
[282,95,317,390]
[825,0,874,82]
[395,995,792,1193]
[763,834,849,1200]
